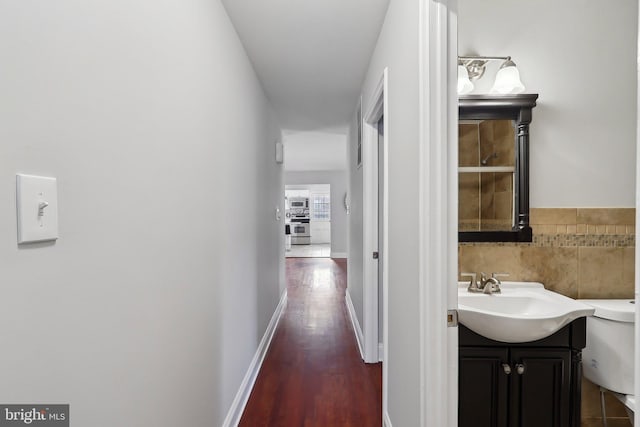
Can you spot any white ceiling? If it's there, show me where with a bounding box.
[221,0,389,132]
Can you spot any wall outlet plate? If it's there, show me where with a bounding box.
[16,174,59,244]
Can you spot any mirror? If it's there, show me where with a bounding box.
[458,94,538,242]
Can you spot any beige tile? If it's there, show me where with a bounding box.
[577,208,635,226]
[581,419,600,427]
[606,225,617,235]
[581,419,632,427]
[596,225,607,234]
[622,247,635,297]
[530,208,577,225]
[627,225,635,235]
[459,220,479,232]
[459,124,479,167]
[460,245,579,298]
[587,224,599,235]
[577,224,587,235]
[480,173,495,220]
[478,121,495,168]
[616,225,627,234]
[459,245,522,279]
[556,225,567,234]
[537,224,556,234]
[492,120,515,167]
[608,419,633,427]
[582,378,601,419]
[578,247,629,298]
[582,378,630,419]
[494,192,512,222]
[604,399,633,420]
[494,172,512,193]
[567,224,577,234]
[518,246,578,298]
[458,174,480,220]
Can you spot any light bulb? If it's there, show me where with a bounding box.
[458,64,474,95]
[491,61,525,94]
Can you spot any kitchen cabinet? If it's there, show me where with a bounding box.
[459,318,585,427]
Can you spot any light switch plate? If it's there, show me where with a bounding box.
[16,174,59,244]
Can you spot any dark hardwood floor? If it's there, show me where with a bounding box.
[239,258,382,427]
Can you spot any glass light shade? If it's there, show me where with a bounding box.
[490,64,525,94]
[457,65,474,95]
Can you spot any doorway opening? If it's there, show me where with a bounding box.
[285,184,331,258]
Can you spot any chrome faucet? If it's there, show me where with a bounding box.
[480,272,509,294]
[461,272,508,294]
[480,273,501,294]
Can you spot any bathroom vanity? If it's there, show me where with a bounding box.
[458,319,586,427]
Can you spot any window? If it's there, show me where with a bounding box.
[311,194,330,221]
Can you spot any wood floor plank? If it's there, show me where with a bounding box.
[239,258,382,427]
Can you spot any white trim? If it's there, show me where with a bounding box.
[330,252,347,259]
[383,412,393,427]
[419,1,458,427]
[378,343,383,362]
[345,290,365,360]
[635,3,640,424]
[222,290,288,427]
[362,68,389,420]
[362,69,387,366]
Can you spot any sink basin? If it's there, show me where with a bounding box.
[457,282,595,343]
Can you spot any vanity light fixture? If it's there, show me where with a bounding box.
[457,60,474,95]
[458,56,526,95]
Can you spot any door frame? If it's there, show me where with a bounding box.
[361,2,458,425]
[418,0,458,426]
[362,68,388,369]
[635,3,640,424]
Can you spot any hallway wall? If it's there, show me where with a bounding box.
[285,170,348,256]
[349,0,422,424]
[0,1,283,426]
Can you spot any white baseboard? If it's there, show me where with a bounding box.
[345,290,365,360]
[378,343,384,362]
[330,252,347,259]
[384,412,392,427]
[222,290,287,427]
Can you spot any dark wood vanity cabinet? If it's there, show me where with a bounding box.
[459,319,586,427]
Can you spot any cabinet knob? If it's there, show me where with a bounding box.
[516,364,525,375]
[502,364,511,375]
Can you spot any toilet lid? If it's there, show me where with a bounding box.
[578,299,635,323]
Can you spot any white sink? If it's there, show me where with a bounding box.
[457,282,595,343]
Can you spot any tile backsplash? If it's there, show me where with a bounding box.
[459,208,635,299]
[458,207,635,427]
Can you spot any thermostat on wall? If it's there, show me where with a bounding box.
[16,174,59,244]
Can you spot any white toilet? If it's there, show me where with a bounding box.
[580,299,635,425]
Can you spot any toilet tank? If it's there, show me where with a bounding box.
[580,299,635,395]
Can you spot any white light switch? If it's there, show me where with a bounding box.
[16,174,59,244]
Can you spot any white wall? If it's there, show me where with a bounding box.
[283,129,348,171]
[459,0,638,207]
[285,171,347,255]
[349,0,421,424]
[0,1,283,426]
[347,106,365,339]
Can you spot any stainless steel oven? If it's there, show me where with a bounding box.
[290,218,310,245]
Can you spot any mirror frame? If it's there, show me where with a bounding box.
[458,94,539,242]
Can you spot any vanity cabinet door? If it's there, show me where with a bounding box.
[509,348,571,427]
[459,347,509,427]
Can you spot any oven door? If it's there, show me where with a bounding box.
[290,220,310,245]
